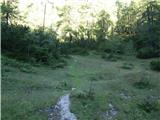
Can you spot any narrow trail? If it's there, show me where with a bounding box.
[48,93,77,120]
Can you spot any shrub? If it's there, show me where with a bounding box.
[55,81,72,90]
[71,89,95,100]
[71,47,89,55]
[71,90,88,99]
[138,97,160,113]
[51,58,68,69]
[102,40,125,54]
[1,55,36,73]
[136,47,158,59]
[150,60,160,71]
[1,23,30,53]
[102,53,122,61]
[1,23,60,65]
[133,78,153,89]
[59,39,96,55]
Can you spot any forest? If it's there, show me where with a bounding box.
[1,0,160,120]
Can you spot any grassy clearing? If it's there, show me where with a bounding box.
[1,54,160,120]
[69,55,160,120]
[1,56,68,120]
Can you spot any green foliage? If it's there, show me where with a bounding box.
[136,47,157,59]
[70,47,89,56]
[95,10,112,41]
[115,1,138,36]
[1,0,22,24]
[51,58,68,69]
[1,0,60,65]
[138,97,160,113]
[71,80,95,100]
[135,1,160,58]
[59,39,96,55]
[2,1,160,120]
[55,80,72,90]
[1,55,35,73]
[71,90,88,99]
[98,35,135,56]
[104,39,125,54]
[56,5,73,42]
[1,22,61,65]
[56,5,113,54]
[101,53,120,62]
[133,77,153,89]
[71,89,95,100]
[115,0,160,59]
[1,23,30,53]
[150,60,160,71]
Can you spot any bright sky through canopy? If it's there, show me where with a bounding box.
[18,0,132,28]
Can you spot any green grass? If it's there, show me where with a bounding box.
[68,55,160,120]
[1,56,69,120]
[1,54,160,120]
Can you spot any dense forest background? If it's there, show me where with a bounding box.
[1,0,160,65]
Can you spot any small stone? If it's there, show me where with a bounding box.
[71,88,76,91]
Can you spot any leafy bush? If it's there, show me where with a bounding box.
[100,40,124,54]
[51,58,68,69]
[150,60,160,71]
[1,23,30,53]
[138,97,160,113]
[133,78,153,89]
[136,47,158,59]
[71,89,95,100]
[71,80,95,100]
[71,90,88,99]
[71,47,89,55]
[1,55,35,73]
[134,1,160,59]
[55,80,72,90]
[1,23,61,65]
[101,53,122,61]
[59,39,96,55]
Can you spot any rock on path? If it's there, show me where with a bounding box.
[48,94,77,120]
[103,103,118,120]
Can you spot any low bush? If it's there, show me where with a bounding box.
[102,53,122,61]
[55,81,72,90]
[71,47,89,56]
[136,47,158,59]
[71,90,88,99]
[150,60,160,71]
[1,55,36,73]
[138,97,160,113]
[71,89,95,100]
[101,39,125,54]
[133,78,153,89]
[51,60,67,69]
[1,22,60,65]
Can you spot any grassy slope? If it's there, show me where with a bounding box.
[1,54,160,120]
[1,56,68,120]
[69,55,160,120]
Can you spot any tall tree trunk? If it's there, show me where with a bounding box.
[43,3,46,31]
